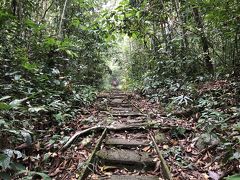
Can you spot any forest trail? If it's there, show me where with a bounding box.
[1,1,239,179]
[63,89,171,179]
[47,82,238,180]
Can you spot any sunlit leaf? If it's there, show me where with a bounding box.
[0,96,11,101]
[0,102,11,110]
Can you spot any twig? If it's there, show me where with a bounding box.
[131,102,145,114]
[42,0,55,20]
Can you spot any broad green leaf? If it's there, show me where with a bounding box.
[60,136,70,144]
[233,123,240,131]
[28,106,47,113]
[9,98,28,108]
[22,62,38,71]
[0,172,11,180]
[225,174,240,180]
[43,153,51,162]
[0,102,11,110]
[3,149,23,159]
[16,170,51,180]
[0,154,11,170]
[11,162,25,171]
[0,120,8,128]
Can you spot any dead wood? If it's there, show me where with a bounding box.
[61,123,153,151]
[78,128,107,180]
[150,133,172,180]
[61,123,191,151]
[60,126,101,151]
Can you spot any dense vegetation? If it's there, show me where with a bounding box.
[0,0,239,179]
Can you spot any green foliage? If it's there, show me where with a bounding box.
[15,170,51,180]
[0,0,111,177]
[225,174,240,180]
[105,0,239,91]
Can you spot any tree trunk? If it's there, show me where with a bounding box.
[192,6,214,74]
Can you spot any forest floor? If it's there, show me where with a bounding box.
[13,80,240,180]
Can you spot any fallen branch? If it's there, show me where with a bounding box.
[61,123,191,151]
[78,128,107,180]
[61,123,153,151]
[150,133,172,180]
[60,126,101,151]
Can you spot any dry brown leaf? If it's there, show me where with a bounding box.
[163,144,169,150]
[186,146,192,153]
[170,139,178,146]
[49,168,62,177]
[142,146,151,152]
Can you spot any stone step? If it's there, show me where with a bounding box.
[109,103,132,108]
[109,96,128,99]
[126,119,146,124]
[105,138,149,148]
[110,99,126,104]
[110,175,159,180]
[111,113,145,117]
[96,149,155,167]
[111,107,134,112]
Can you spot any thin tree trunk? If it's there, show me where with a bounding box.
[192,6,214,74]
[173,0,188,50]
[58,0,68,38]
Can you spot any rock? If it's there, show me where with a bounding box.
[196,133,220,150]
[155,133,167,144]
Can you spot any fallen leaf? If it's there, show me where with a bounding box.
[101,165,118,171]
[208,170,220,180]
[49,168,62,177]
[186,146,192,153]
[142,146,151,152]
[163,144,169,150]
